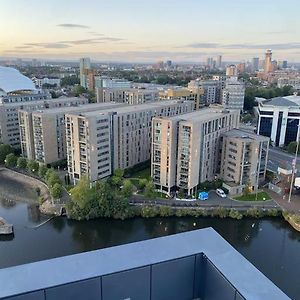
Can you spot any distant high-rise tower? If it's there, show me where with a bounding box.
[80,58,91,88]
[252,57,259,72]
[226,65,238,77]
[264,50,273,74]
[217,55,222,69]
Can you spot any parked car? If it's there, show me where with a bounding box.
[216,188,226,198]
[198,191,208,201]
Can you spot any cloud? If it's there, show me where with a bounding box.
[184,42,300,51]
[57,23,90,29]
[24,42,71,49]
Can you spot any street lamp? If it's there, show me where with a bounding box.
[288,124,300,203]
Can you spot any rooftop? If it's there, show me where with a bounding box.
[156,107,238,123]
[0,228,289,300]
[0,66,36,94]
[69,99,190,118]
[30,102,126,116]
[222,129,269,142]
[258,95,300,107]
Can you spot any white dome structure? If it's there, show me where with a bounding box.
[0,66,36,95]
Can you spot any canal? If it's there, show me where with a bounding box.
[0,199,300,299]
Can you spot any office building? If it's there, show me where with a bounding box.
[252,57,259,72]
[66,100,194,184]
[79,58,91,88]
[264,50,273,74]
[256,95,300,146]
[237,62,246,74]
[19,102,124,164]
[278,60,288,69]
[222,77,245,111]
[221,129,269,195]
[0,229,289,300]
[226,65,238,76]
[152,108,240,195]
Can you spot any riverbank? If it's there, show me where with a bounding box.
[0,217,13,235]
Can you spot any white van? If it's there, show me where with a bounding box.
[216,188,226,198]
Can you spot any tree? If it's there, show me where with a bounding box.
[0,144,13,164]
[27,160,39,174]
[61,75,80,87]
[241,114,253,123]
[122,180,133,198]
[17,157,27,169]
[50,183,63,199]
[47,171,61,187]
[287,141,299,154]
[111,168,124,186]
[138,178,148,190]
[5,153,17,167]
[144,180,155,198]
[73,85,87,96]
[243,183,252,196]
[38,164,48,178]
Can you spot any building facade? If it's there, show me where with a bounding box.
[152,108,240,195]
[220,129,269,195]
[66,100,194,184]
[79,58,91,88]
[222,77,245,111]
[19,102,124,164]
[256,95,300,146]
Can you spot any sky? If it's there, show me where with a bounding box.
[1,0,300,63]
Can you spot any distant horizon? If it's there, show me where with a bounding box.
[1,0,300,62]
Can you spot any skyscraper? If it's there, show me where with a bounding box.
[264,50,273,74]
[79,57,91,88]
[217,55,222,69]
[252,57,259,72]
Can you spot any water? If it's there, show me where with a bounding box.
[0,200,300,299]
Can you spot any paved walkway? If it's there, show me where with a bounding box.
[264,188,300,213]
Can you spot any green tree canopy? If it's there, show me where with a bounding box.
[0,144,13,164]
[27,160,39,174]
[287,141,299,154]
[5,153,17,167]
[38,164,48,178]
[122,179,133,198]
[17,157,27,169]
[50,183,63,199]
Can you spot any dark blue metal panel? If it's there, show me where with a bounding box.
[102,266,150,300]
[3,291,45,300]
[151,256,195,300]
[45,278,101,300]
[202,258,236,300]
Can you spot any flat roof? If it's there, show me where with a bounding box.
[68,100,191,118]
[155,107,238,123]
[1,97,87,108]
[222,129,269,142]
[258,95,300,107]
[0,228,289,299]
[30,102,126,115]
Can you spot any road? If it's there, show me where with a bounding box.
[267,147,300,176]
[131,191,280,209]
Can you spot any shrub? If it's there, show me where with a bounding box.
[5,153,17,167]
[27,160,39,174]
[17,157,27,169]
[229,209,243,220]
[50,183,63,199]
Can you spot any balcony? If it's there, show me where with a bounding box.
[0,229,289,300]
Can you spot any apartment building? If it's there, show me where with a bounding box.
[19,102,125,164]
[221,77,245,111]
[221,129,269,195]
[152,108,240,195]
[66,100,194,184]
[188,79,221,105]
[159,87,204,110]
[97,88,159,104]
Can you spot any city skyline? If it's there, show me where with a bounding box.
[1,0,300,62]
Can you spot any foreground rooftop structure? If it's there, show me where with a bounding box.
[0,228,289,300]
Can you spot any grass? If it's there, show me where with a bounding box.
[130,167,151,180]
[234,191,271,201]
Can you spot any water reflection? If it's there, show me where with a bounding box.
[0,198,16,208]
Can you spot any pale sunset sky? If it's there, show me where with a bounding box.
[1,0,300,62]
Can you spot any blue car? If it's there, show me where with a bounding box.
[198,191,208,201]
